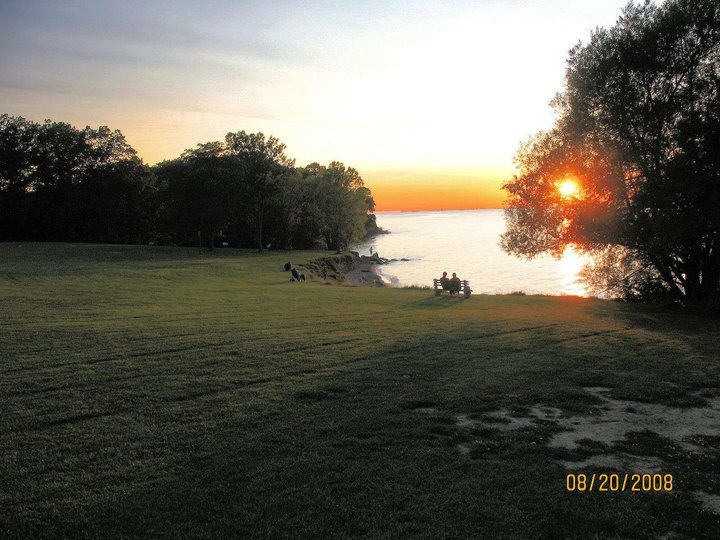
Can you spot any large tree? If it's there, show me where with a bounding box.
[156,132,295,250]
[300,162,374,252]
[502,0,720,308]
[224,131,295,251]
[0,114,154,243]
[155,145,239,249]
[0,115,38,239]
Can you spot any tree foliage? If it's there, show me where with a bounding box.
[0,114,154,243]
[153,133,375,251]
[154,151,239,249]
[0,114,381,251]
[502,0,720,308]
[298,162,374,252]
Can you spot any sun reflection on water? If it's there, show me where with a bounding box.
[354,210,594,296]
[558,245,588,297]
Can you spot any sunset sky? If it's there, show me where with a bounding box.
[1,0,629,211]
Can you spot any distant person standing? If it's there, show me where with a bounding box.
[369,246,374,256]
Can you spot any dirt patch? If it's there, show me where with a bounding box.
[414,407,439,414]
[456,443,471,455]
[529,406,562,420]
[418,388,720,463]
[456,411,534,431]
[547,387,720,450]
[561,453,665,473]
[693,491,720,515]
[448,387,720,451]
[412,389,720,515]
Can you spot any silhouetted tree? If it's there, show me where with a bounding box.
[79,158,156,244]
[156,146,239,249]
[502,0,720,308]
[0,115,38,239]
[158,132,295,251]
[2,116,382,252]
[224,131,295,251]
[0,114,154,243]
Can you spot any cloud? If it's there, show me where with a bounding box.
[0,0,631,175]
[0,1,301,62]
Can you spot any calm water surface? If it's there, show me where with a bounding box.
[353,209,588,296]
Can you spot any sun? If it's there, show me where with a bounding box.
[558,180,579,198]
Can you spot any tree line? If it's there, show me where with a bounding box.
[0,114,382,251]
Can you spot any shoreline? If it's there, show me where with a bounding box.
[299,252,389,287]
[345,261,388,287]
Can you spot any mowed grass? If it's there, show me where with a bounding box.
[2,243,720,538]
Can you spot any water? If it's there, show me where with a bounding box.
[354,209,588,296]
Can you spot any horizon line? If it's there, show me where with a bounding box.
[375,206,505,213]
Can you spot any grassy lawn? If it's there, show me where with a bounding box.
[2,243,719,538]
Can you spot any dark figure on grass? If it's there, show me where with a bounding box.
[291,267,305,282]
[284,262,291,271]
[449,273,461,295]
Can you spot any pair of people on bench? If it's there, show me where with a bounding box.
[440,271,462,294]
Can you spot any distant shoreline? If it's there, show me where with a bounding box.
[374,207,505,214]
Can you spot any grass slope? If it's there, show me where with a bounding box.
[1,243,719,538]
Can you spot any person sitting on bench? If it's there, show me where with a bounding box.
[440,271,450,291]
[449,272,461,294]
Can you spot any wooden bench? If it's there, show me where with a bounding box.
[433,278,472,298]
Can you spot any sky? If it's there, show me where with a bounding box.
[0,0,630,211]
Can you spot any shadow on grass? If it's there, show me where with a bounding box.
[75,339,714,538]
[588,300,720,335]
[399,295,469,311]
[6,304,720,538]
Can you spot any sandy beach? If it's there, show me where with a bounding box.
[345,259,387,286]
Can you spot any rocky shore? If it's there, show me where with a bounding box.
[300,251,400,287]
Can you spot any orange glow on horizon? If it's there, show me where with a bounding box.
[362,169,510,212]
[368,181,506,212]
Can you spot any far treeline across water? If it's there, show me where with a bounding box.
[0,115,384,251]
